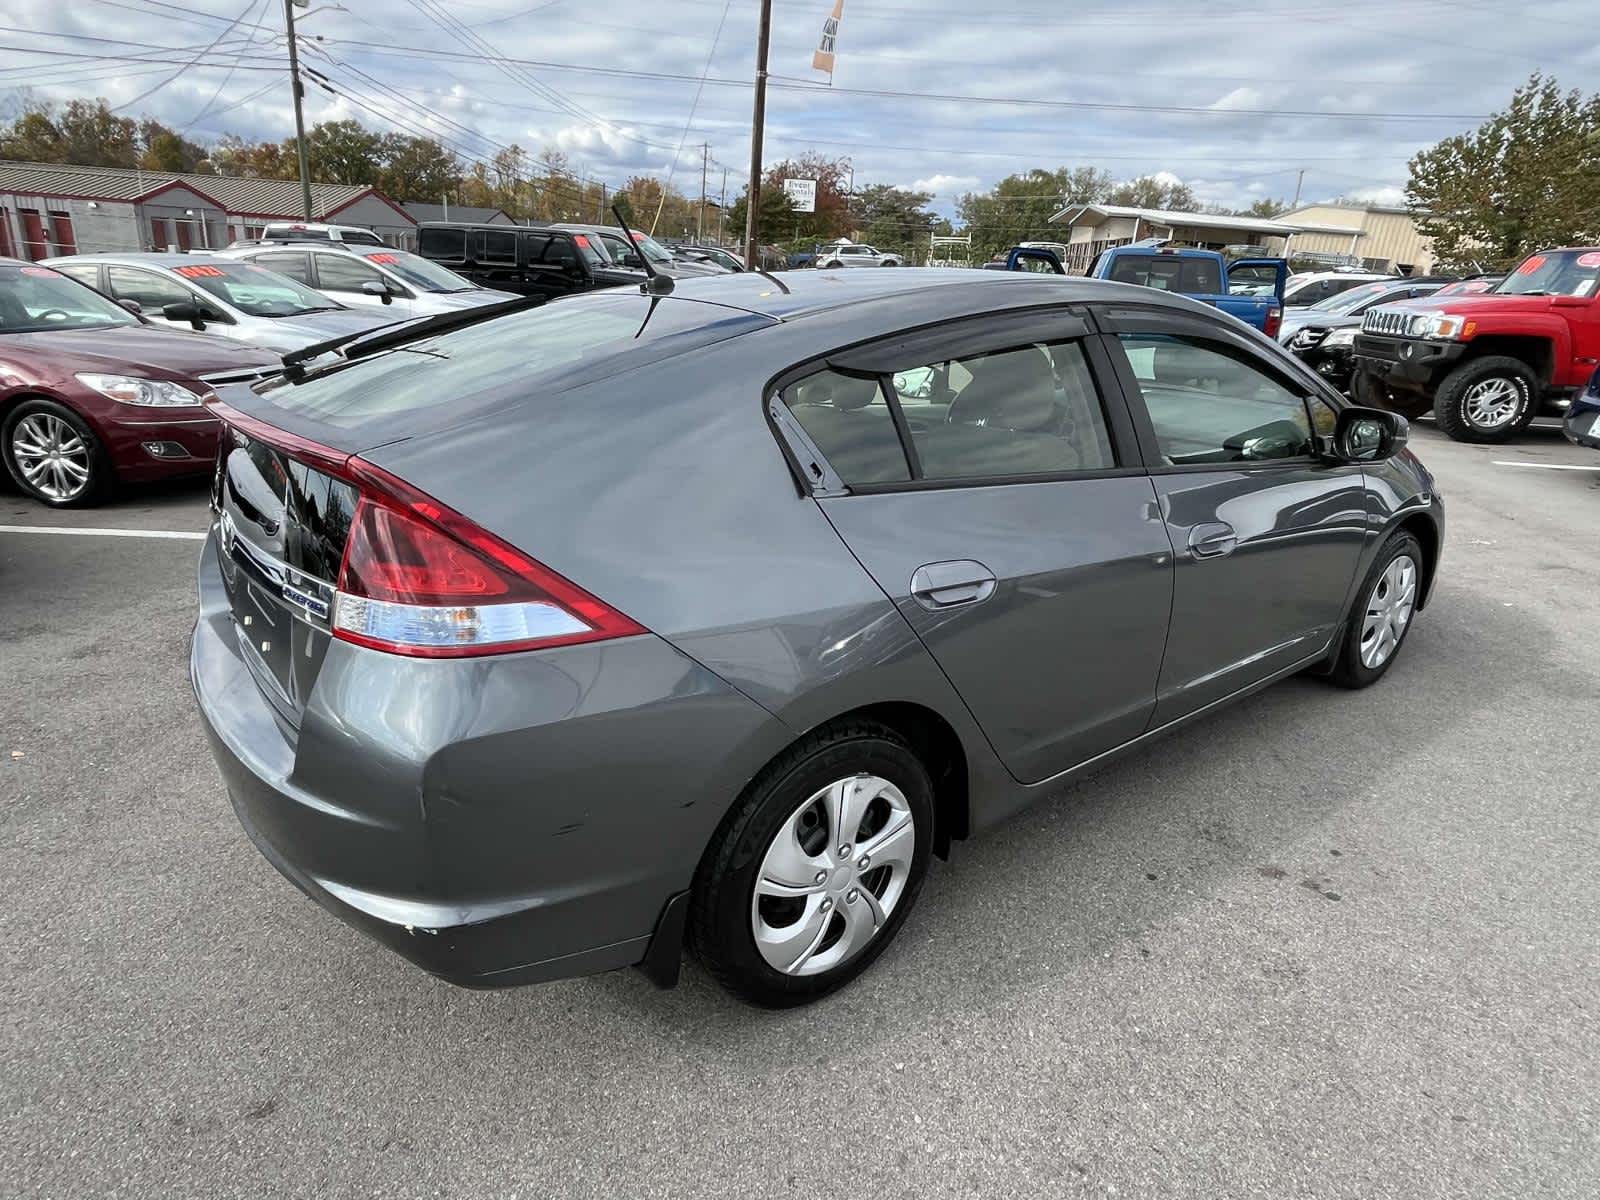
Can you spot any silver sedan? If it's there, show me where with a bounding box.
[46,253,396,356]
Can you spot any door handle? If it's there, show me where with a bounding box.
[1188,522,1237,559]
[910,560,997,611]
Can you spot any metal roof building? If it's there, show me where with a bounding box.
[1048,202,1361,274]
[0,160,415,259]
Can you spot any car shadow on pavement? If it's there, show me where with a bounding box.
[531,578,1583,1047]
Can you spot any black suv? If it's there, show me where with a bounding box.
[415,222,720,301]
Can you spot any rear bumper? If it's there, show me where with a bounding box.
[191,531,790,988]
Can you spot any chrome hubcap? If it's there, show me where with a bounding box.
[1462,377,1522,430]
[751,773,915,976]
[1361,553,1416,669]
[11,413,90,501]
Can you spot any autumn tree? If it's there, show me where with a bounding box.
[1407,73,1600,271]
[760,152,854,242]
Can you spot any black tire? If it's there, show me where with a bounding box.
[1325,530,1424,688]
[1,397,111,508]
[689,720,934,1007]
[1432,355,1537,443]
[1354,370,1431,418]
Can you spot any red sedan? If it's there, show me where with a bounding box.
[1,258,279,507]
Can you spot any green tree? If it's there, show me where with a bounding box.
[0,99,140,167]
[850,183,935,257]
[957,166,1110,262]
[139,121,209,173]
[376,134,461,202]
[298,119,384,185]
[1407,73,1600,271]
[1106,173,1198,211]
[726,184,799,247]
[0,109,65,162]
[1244,197,1289,218]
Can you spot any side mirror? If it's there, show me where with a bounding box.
[361,280,393,305]
[618,250,644,268]
[117,298,142,315]
[1332,405,1407,462]
[162,300,206,329]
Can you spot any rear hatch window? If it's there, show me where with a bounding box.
[241,291,774,450]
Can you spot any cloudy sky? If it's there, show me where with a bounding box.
[4,0,1600,218]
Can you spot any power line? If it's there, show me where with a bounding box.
[651,0,734,235]
[179,0,274,134]
[110,2,267,114]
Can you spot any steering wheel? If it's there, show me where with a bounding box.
[34,309,70,322]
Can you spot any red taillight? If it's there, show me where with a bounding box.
[209,401,645,659]
[1265,306,1282,339]
[332,460,646,657]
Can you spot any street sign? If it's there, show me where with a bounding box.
[783,178,817,213]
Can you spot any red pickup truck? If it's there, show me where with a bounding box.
[1352,246,1600,442]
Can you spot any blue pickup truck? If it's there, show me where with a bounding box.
[1087,244,1287,338]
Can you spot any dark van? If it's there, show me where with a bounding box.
[415,222,642,302]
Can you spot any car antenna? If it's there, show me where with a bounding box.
[611,203,673,296]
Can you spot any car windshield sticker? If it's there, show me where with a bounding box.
[1516,255,1546,275]
[20,266,56,277]
[368,253,399,264]
[573,234,591,249]
[175,265,225,278]
[1577,252,1600,268]
[1574,279,1597,297]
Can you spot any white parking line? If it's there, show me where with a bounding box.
[0,524,206,540]
[1490,461,1600,471]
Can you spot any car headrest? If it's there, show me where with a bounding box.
[793,373,881,412]
[948,347,1057,432]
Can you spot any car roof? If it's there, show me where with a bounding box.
[632,265,1205,322]
[46,251,235,269]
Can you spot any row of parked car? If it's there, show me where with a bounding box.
[1277,253,1600,448]
[0,219,750,506]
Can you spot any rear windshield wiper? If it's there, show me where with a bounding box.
[280,294,540,381]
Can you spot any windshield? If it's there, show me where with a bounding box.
[363,250,476,293]
[1309,282,1390,313]
[0,263,141,333]
[1492,250,1600,297]
[177,262,340,317]
[595,230,675,266]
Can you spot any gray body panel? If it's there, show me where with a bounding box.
[192,268,1445,986]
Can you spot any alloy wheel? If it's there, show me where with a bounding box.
[11,413,91,501]
[1461,377,1523,431]
[1360,553,1417,669]
[750,773,915,977]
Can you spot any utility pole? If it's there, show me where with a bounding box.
[718,168,727,246]
[698,143,709,241]
[743,0,773,269]
[284,0,313,219]
[1291,168,1305,210]
[596,182,607,223]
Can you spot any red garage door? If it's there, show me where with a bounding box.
[19,208,48,260]
[0,209,14,258]
[48,211,76,256]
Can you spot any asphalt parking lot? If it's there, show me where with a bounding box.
[3,423,1597,1199]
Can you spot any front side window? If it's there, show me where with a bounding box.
[314,253,384,293]
[0,263,139,333]
[418,227,467,262]
[479,229,516,264]
[106,266,193,311]
[1117,333,1314,465]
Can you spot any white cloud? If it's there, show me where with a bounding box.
[1345,185,1408,206]
[909,174,980,195]
[1208,87,1265,111]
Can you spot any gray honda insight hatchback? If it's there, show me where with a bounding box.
[193,268,1443,1006]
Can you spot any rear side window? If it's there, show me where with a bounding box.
[893,341,1117,479]
[53,264,101,290]
[418,227,467,262]
[782,371,911,485]
[479,229,517,264]
[520,231,552,261]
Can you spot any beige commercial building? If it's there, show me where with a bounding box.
[1280,203,1436,274]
